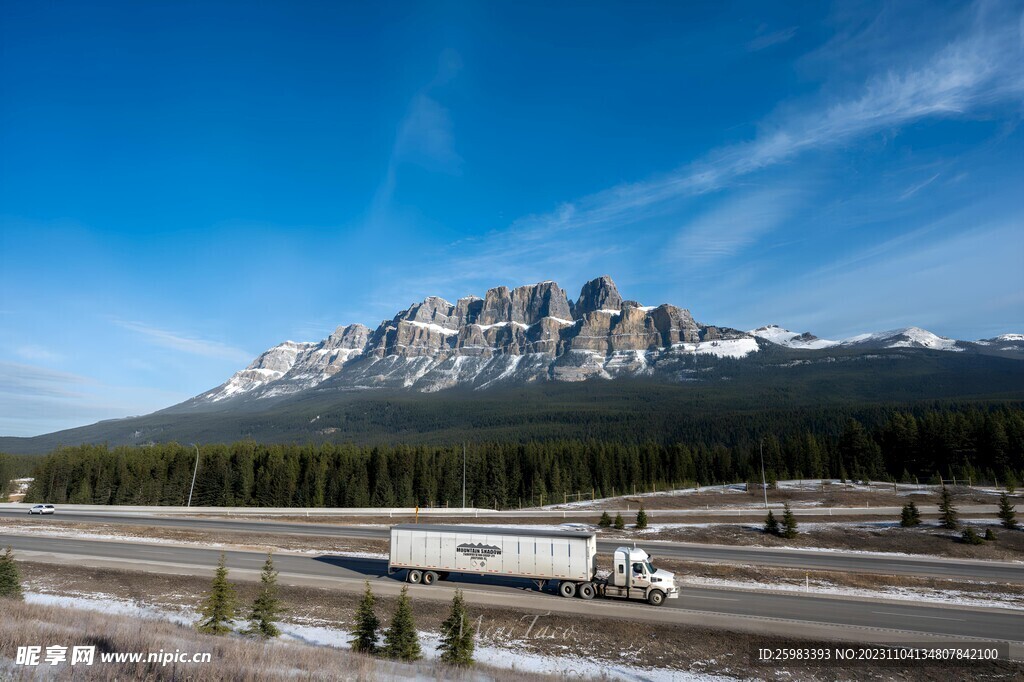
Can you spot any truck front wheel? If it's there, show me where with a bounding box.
[577,582,596,600]
[407,570,422,584]
[558,581,577,598]
[647,590,665,606]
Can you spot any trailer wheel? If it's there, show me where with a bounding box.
[558,581,577,598]
[647,590,665,606]
[422,571,438,585]
[577,582,596,600]
[407,570,422,584]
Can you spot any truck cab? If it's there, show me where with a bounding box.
[609,546,679,605]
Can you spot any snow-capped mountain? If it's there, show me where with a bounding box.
[976,333,1024,352]
[840,326,963,352]
[191,276,1021,405]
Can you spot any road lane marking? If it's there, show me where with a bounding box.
[872,611,963,621]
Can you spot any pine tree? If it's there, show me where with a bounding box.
[197,552,236,635]
[438,588,474,666]
[961,527,983,545]
[997,493,1017,530]
[984,528,997,541]
[635,507,648,530]
[0,546,24,600]
[245,552,282,638]
[900,501,921,527]
[781,503,798,539]
[938,486,959,530]
[763,510,780,536]
[598,511,612,528]
[350,580,381,654]
[613,512,625,530]
[383,585,421,661]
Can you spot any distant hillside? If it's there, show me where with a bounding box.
[3,345,1024,455]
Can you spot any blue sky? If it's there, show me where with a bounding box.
[1,1,1022,436]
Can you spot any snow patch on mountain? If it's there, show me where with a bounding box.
[190,276,1017,405]
[205,340,316,402]
[844,327,961,352]
[750,325,839,349]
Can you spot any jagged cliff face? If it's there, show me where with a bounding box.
[195,276,755,402]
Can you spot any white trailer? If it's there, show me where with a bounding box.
[388,524,678,605]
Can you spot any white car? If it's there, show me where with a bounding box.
[28,504,55,515]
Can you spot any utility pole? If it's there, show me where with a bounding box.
[187,443,200,508]
[759,439,769,509]
[462,443,467,510]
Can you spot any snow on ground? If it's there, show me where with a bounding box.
[671,338,759,358]
[24,591,731,681]
[679,576,1023,611]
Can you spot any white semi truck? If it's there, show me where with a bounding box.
[388,524,679,606]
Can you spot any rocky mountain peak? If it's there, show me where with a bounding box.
[574,275,623,317]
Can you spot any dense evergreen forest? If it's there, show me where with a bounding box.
[23,405,1024,507]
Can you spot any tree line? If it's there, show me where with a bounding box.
[23,405,1024,508]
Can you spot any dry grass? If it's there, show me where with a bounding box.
[619,520,1024,560]
[13,561,1024,681]
[0,599,542,681]
[652,558,1024,599]
[588,483,1014,511]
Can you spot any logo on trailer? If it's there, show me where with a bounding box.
[457,543,501,569]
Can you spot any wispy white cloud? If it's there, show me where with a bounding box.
[722,218,1024,339]
[899,173,941,200]
[748,26,798,52]
[364,4,1022,313]
[394,94,461,173]
[385,4,1022,296]
[0,361,188,437]
[113,320,252,363]
[369,51,463,219]
[670,189,801,267]
[13,345,64,363]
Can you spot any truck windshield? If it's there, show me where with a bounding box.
[645,561,656,574]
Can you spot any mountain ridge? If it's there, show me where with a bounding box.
[194,275,1022,406]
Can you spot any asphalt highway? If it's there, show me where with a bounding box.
[3,510,1021,583]
[4,533,1022,646]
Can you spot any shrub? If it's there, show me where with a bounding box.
[961,528,983,545]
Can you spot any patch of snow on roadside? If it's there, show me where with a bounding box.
[680,577,1024,611]
[25,591,728,681]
